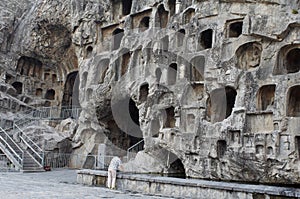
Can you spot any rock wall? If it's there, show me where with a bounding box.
[1,0,300,185]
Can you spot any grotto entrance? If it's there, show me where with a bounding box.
[153,147,186,178]
[61,71,80,118]
[166,157,186,178]
[102,97,144,153]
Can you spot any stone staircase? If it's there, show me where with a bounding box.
[0,123,44,172]
[22,151,44,172]
[0,106,82,172]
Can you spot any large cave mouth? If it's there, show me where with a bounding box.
[153,147,186,178]
[100,97,144,151]
[167,157,186,178]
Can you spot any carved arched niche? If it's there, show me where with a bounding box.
[257,85,276,111]
[206,87,237,123]
[139,17,150,32]
[155,4,169,28]
[112,28,124,51]
[236,42,262,70]
[183,8,195,24]
[274,45,300,75]
[287,85,300,117]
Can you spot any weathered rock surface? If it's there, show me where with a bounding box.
[1,0,300,185]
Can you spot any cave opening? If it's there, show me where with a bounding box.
[228,21,243,38]
[164,106,176,128]
[122,0,132,16]
[183,8,195,24]
[52,74,57,83]
[257,85,276,111]
[190,56,205,82]
[139,83,149,102]
[225,87,237,118]
[168,158,185,177]
[161,35,169,52]
[112,28,124,51]
[200,29,213,49]
[168,63,177,85]
[44,73,50,81]
[155,5,169,28]
[45,89,55,100]
[287,85,300,117]
[286,48,300,74]
[139,17,150,31]
[99,59,110,84]
[158,149,186,178]
[121,52,131,77]
[155,68,162,84]
[12,82,23,95]
[168,0,176,16]
[17,56,43,77]
[217,140,227,158]
[106,98,143,151]
[36,88,43,97]
[62,71,79,108]
[176,29,185,47]
[86,46,93,58]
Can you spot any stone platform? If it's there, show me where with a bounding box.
[77,170,300,199]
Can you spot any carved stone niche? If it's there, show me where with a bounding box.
[229,130,241,146]
[131,9,152,31]
[236,42,262,70]
[112,0,132,20]
[256,84,276,111]
[226,19,243,38]
[155,4,169,28]
[287,85,300,117]
[274,44,300,75]
[182,8,195,25]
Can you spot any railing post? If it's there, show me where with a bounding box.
[22,152,24,170]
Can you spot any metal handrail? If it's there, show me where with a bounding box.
[127,139,144,160]
[0,136,23,165]
[15,125,43,153]
[8,106,82,127]
[0,127,24,155]
[19,136,43,167]
[0,127,23,165]
[14,125,43,167]
[127,139,144,152]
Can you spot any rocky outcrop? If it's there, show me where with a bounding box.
[1,0,300,185]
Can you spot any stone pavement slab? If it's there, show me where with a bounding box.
[0,169,170,199]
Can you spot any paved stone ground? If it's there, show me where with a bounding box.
[0,169,170,199]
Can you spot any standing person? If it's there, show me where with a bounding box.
[107,156,123,189]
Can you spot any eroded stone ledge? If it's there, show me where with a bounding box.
[77,169,300,198]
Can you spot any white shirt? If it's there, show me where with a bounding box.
[108,157,122,170]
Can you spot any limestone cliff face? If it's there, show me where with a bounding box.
[1,0,300,184]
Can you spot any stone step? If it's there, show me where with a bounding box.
[22,167,45,173]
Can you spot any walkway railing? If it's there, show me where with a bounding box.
[14,125,44,167]
[0,106,82,171]
[32,106,82,120]
[43,153,122,170]
[127,139,144,161]
[0,154,18,171]
[0,127,23,169]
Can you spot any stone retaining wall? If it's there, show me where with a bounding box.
[77,170,300,199]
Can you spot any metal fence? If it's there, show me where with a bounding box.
[33,106,82,120]
[43,153,116,170]
[0,152,127,171]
